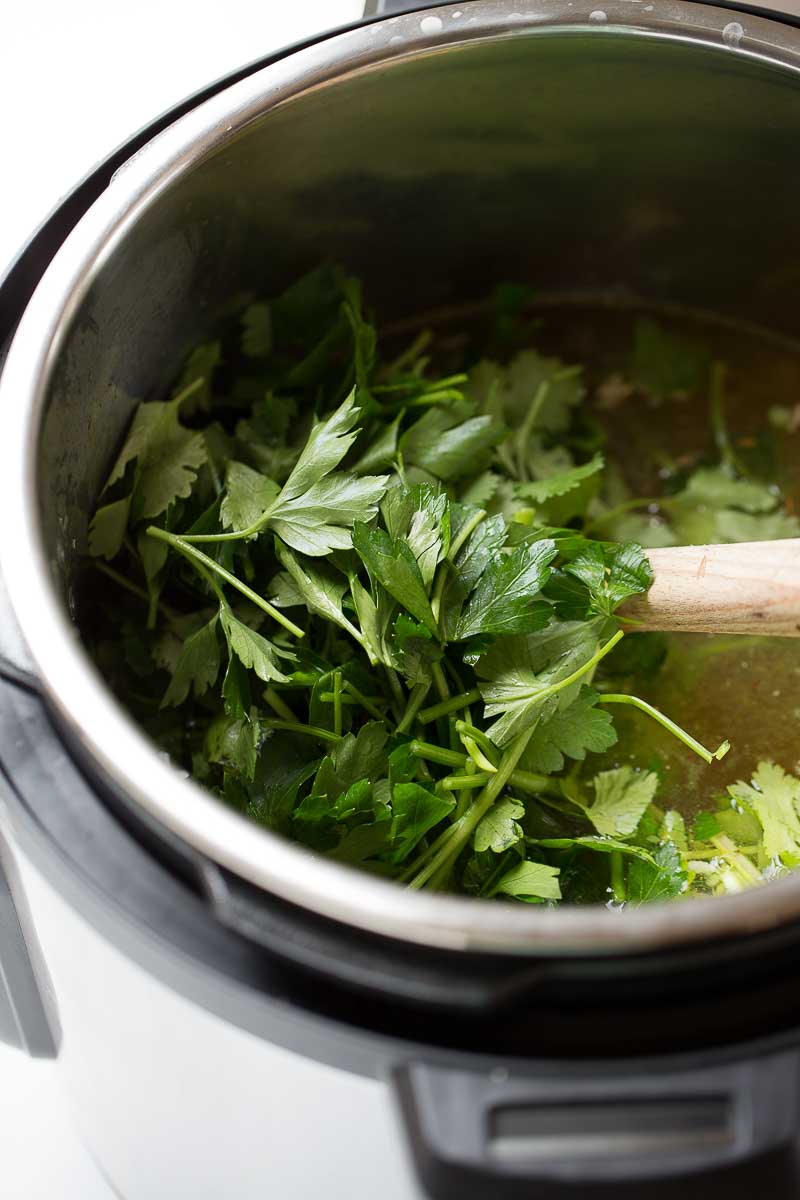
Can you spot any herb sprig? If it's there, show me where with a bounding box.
[86,267,798,906]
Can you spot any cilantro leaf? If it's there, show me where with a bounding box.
[455,540,556,640]
[489,859,561,902]
[269,472,389,556]
[584,766,659,837]
[230,391,389,554]
[714,509,799,542]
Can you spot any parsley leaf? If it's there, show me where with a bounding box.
[584,767,659,838]
[488,859,562,902]
[401,407,506,481]
[520,688,617,773]
[627,842,687,904]
[474,796,525,853]
[352,523,438,633]
[630,318,709,399]
[219,609,295,684]
[562,541,653,619]
[728,762,800,864]
[221,463,280,534]
[477,619,605,746]
[162,613,221,708]
[456,539,556,640]
[389,783,455,863]
[90,397,207,554]
[515,453,605,505]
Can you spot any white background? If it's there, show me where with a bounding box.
[0,4,359,1197]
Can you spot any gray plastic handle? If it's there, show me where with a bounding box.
[395,1054,800,1198]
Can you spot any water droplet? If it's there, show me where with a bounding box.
[452,8,463,16]
[420,14,444,33]
[389,34,404,44]
[644,4,653,9]
[589,9,608,21]
[722,21,744,46]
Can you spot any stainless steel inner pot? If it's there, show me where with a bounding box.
[3,0,800,956]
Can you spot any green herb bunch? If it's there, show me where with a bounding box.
[86,267,800,905]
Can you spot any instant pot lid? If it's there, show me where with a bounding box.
[3,0,800,956]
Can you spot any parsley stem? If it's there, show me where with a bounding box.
[91,559,181,623]
[526,629,625,708]
[380,328,432,377]
[397,680,432,735]
[709,361,749,478]
[408,740,464,768]
[263,688,297,723]
[332,671,343,738]
[597,694,730,765]
[610,851,626,902]
[462,737,497,774]
[431,660,450,704]
[454,720,498,762]
[343,682,386,722]
[408,726,537,890]
[408,739,555,795]
[516,380,549,482]
[385,667,406,722]
[145,526,305,639]
[261,719,340,744]
[441,772,492,790]
[419,689,481,725]
[172,376,205,410]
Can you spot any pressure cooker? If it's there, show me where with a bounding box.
[3,1,800,1195]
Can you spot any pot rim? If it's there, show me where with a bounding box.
[4,0,800,956]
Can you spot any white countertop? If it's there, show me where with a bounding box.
[0,4,360,1196]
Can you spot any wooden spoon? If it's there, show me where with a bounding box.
[620,540,800,636]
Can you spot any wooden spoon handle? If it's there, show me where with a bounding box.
[621,540,800,636]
